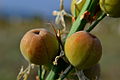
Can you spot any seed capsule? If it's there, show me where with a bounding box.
[64,31,102,69]
[20,29,59,65]
[99,0,120,17]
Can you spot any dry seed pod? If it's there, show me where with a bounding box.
[83,64,101,80]
[65,31,102,69]
[20,28,59,65]
[99,0,120,17]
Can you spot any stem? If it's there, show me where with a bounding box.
[76,70,88,80]
[68,0,101,37]
[87,0,100,18]
[46,58,68,80]
[67,0,91,37]
[88,0,99,12]
[57,65,74,80]
[38,66,42,80]
[41,68,46,79]
[86,13,106,32]
[46,66,59,80]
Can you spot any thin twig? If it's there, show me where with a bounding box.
[58,65,74,80]
[38,66,42,80]
[86,13,106,32]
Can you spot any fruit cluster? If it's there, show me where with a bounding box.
[18,0,120,80]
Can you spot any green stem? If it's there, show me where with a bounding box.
[46,58,68,80]
[57,65,74,80]
[38,66,42,80]
[67,0,91,37]
[68,0,101,37]
[41,68,46,79]
[88,0,99,12]
[46,66,59,80]
[86,13,106,32]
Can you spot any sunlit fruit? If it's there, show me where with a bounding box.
[20,28,59,65]
[64,31,102,69]
[83,64,101,80]
[71,0,86,17]
[99,0,120,17]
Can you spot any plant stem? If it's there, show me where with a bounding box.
[41,68,46,80]
[68,0,101,37]
[38,66,42,80]
[86,13,106,32]
[45,66,59,80]
[46,58,68,80]
[88,0,99,12]
[67,0,91,37]
[57,65,74,80]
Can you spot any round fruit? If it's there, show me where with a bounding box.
[20,28,59,65]
[99,0,120,17]
[71,0,86,17]
[83,64,100,80]
[64,31,102,69]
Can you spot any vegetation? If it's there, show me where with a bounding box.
[0,0,120,80]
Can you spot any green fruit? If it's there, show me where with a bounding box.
[64,31,102,69]
[83,64,100,80]
[71,0,86,17]
[99,0,120,17]
[20,28,59,65]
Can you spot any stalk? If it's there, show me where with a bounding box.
[57,65,74,80]
[46,58,68,80]
[87,12,106,32]
[67,0,91,37]
[38,66,43,80]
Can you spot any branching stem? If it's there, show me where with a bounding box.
[57,65,74,80]
[87,13,106,32]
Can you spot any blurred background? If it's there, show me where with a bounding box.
[0,0,120,80]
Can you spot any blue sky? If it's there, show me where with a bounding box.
[0,0,71,18]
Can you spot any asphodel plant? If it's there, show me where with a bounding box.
[17,0,120,80]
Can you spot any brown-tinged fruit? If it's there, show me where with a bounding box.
[64,31,102,69]
[83,64,101,80]
[20,28,59,65]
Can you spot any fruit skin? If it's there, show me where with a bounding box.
[99,0,120,17]
[71,0,86,17]
[64,31,102,69]
[83,64,100,80]
[20,28,59,65]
